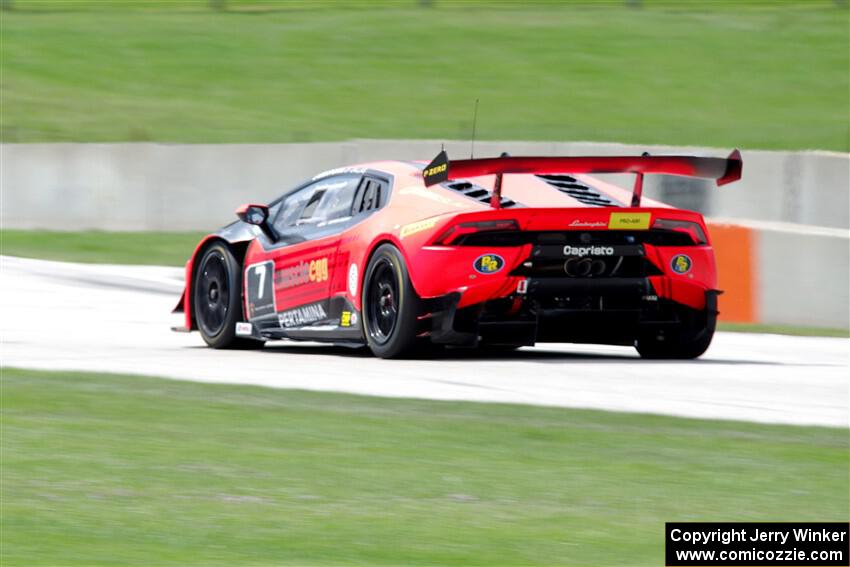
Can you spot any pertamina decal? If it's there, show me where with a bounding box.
[473,254,505,274]
[278,302,328,328]
[608,212,651,230]
[671,254,692,274]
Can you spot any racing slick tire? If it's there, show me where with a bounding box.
[635,314,715,360]
[193,242,265,350]
[362,244,421,359]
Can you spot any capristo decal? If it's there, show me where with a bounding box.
[563,245,615,257]
[473,254,505,274]
[671,254,692,274]
[275,258,329,290]
[278,302,328,328]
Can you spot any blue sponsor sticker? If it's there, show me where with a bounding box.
[473,254,505,274]
[671,254,692,274]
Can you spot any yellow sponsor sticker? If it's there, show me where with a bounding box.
[423,163,447,178]
[340,311,352,327]
[400,218,438,238]
[608,212,651,230]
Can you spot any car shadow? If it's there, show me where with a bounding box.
[243,342,812,366]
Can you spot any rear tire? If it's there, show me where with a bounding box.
[635,314,715,360]
[362,244,421,359]
[193,242,264,350]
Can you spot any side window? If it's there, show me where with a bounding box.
[272,174,360,232]
[352,177,389,215]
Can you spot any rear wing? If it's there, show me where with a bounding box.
[422,149,743,208]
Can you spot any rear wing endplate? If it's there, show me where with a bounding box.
[422,149,743,208]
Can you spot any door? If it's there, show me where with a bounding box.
[248,174,362,330]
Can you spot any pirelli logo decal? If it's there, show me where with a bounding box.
[400,218,438,239]
[608,212,651,230]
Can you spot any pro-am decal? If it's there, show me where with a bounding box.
[245,260,276,320]
[671,254,693,274]
[278,302,329,328]
[608,212,651,230]
[473,254,505,275]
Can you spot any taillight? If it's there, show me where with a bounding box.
[432,219,520,246]
[652,218,707,245]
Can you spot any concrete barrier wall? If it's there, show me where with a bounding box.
[2,140,848,230]
[708,220,849,329]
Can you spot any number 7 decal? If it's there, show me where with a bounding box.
[245,260,275,321]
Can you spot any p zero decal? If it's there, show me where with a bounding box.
[608,212,651,230]
[422,150,449,186]
[245,260,276,321]
[473,254,505,274]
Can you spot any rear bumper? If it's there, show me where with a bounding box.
[426,277,719,348]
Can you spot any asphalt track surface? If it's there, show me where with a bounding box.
[1,255,847,427]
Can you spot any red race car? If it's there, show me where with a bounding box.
[174,149,742,359]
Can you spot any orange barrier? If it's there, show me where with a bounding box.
[707,223,758,323]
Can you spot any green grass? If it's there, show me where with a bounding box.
[1,230,205,266]
[718,322,850,338]
[1,368,847,566]
[1,1,847,150]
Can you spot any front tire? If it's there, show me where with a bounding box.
[362,244,421,359]
[193,242,264,350]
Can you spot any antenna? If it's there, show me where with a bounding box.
[470,98,479,159]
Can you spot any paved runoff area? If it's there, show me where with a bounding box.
[1,255,847,427]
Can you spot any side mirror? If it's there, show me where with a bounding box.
[235,203,276,241]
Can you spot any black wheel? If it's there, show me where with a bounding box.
[193,242,264,350]
[362,244,421,359]
[635,313,715,360]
